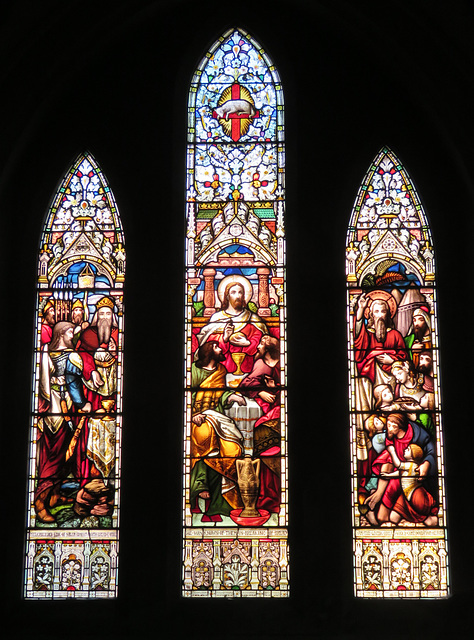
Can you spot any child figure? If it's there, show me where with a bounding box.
[363,414,387,494]
[373,384,401,411]
[381,443,438,526]
[364,413,387,455]
[373,384,421,419]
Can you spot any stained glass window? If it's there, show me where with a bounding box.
[183,28,289,597]
[24,152,126,599]
[346,147,450,598]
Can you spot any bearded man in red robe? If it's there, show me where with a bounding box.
[74,296,119,487]
[353,291,408,488]
[239,334,281,513]
[354,292,407,385]
[76,296,119,409]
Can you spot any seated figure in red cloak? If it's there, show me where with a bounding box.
[239,334,281,513]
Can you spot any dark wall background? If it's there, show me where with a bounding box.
[1,1,473,638]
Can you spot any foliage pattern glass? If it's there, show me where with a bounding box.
[346,147,450,598]
[183,28,289,597]
[24,152,125,599]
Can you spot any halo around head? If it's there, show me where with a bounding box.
[217,275,253,305]
[364,290,398,318]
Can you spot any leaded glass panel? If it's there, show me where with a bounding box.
[183,28,289,597]
[346,147,450,598]
[24,152,125,599]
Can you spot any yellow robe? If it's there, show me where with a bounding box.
[191,363,243,508]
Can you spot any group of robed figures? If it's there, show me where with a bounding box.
[353,288,439,527]
[35,294,119,525]
[189,275,282,523]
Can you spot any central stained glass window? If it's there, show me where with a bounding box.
[182,28,289,597]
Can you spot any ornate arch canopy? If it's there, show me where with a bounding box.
[346,147,450,598]
[183,28,289,597]
[25,152,125,599]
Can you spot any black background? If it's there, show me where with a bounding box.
[1,1,473,638]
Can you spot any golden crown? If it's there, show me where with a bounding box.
[96,297,114,310]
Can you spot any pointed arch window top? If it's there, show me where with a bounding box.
[349,147,431,233]
[193,28,281,86]
[45,153,123,234]
[189,28,284,145]
[347,147,435,287]
[40,152,125,291]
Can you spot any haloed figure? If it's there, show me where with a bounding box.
[354,293,407,385]
[196,277,268,375]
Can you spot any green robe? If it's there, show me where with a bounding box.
[190,363,237,516]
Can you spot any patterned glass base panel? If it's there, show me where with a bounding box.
[183,530,289,597]
[354,531,448,598]
[25,533,118,599]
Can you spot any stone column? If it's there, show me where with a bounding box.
[203,268,216,316]
[257,267,271,316]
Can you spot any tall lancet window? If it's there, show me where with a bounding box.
[25,152,126,599]
[346,147,450,598]
[183,28,289,597]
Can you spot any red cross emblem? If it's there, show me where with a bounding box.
[212,83,259,142]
